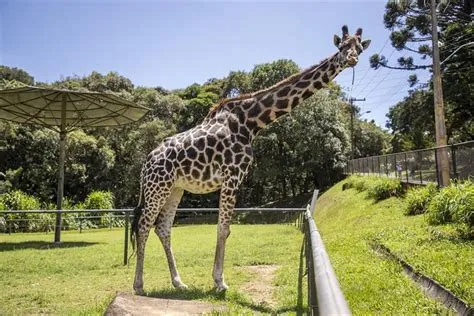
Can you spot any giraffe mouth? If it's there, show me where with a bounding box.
[347,58,358,67]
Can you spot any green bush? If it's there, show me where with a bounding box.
[366,178,403,201]
[404,184,438,216]
[426,181,474,231]
[83,191,114,210]
[0,190,45,232]
[83,190,115,227]
[1,190,40,210]
[345,175,368,192]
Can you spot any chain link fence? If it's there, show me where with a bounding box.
[345,141,474,185]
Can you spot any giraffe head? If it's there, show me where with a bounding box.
[333,25,371,68]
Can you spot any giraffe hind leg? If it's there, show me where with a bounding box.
[154,187,187,289]
[133,188,171,295]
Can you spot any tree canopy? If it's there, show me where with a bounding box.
[373,0,473,149]
[0,61,388,207]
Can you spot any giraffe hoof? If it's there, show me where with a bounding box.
[172,279,188,289]
[215,283,229,292]
[134,287,145,296]
[174,283,189,290]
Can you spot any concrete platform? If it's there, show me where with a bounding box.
[105,292,226,316]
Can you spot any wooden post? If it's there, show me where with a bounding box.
[431,0,450,187]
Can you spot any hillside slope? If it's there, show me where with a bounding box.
[315,180,473,314]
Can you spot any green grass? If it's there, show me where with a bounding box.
[316,180,474,314]
[0,224,304,315]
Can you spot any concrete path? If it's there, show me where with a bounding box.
[105,292,227,315]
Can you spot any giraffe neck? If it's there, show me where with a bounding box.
[245,52,344,132]
[206,52,345,138]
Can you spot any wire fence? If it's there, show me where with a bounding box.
[345,140,474,185]
[0,207,306,234]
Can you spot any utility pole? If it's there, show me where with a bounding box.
[431,0,450,187]
[349,97,366,160]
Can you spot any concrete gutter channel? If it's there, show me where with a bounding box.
[371,242,473,316]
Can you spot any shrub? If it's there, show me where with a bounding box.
[366,178,403,201]
[83,190,115,227]
[1,190,40,210]
[404,183,438,216]
[426,181,473,230]
[345,175,368,192]
[0,190,44,232]
[83,191,114,210]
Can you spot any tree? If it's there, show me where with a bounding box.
[250,59,300,91]
[222,71,252,98]
[0,66,34,85]
[387,89,435,150]
[177,84,220,132]
[375,0,473,147]
[355,119,391,157]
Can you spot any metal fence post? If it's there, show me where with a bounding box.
[405,153,409,183]
[377,156,381,175]
[451,145,458,179]
[7,214,11,235]
[434,147,440,186]
[124,212,129,266]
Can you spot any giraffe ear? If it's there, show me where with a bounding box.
[361,39,371,50]
[334,35,341,47]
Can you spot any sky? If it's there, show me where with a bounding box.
[0,0,432,128]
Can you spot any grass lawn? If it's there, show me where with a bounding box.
[316,180,473,314]
[0,224,304,315]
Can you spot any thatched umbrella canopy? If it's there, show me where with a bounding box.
[0,86,150,242]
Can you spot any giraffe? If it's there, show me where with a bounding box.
[131,25,370,294]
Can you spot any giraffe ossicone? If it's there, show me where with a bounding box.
[131,25,371,294]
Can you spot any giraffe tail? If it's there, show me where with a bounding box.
[130,180,145,259]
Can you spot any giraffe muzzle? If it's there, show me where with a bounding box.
[347,57,358,67]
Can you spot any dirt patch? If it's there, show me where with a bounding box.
[238,264,279,308]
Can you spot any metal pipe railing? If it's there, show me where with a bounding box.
[305,189,351,315]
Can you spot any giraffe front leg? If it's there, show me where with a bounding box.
[213,186,236,292]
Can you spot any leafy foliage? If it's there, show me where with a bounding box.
[83,191,114,210]
[0,58,388,208]
[375,0,474,148]
[0,190,46,232]
[0,190,40,210]
[403,183,438,215]
[0,65,34,85]
[366,177,403,201]
[426,180,474,237]
[344,175,403,201]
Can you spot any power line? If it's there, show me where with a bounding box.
[354,48,398,97]
[350,38,391,93]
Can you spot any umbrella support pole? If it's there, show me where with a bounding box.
[54,101,67,243]
[54,130,66,243]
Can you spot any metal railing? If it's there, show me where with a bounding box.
[345,141,474,185]
[302,190,351,315]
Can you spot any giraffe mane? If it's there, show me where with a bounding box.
[206,54,335,118]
